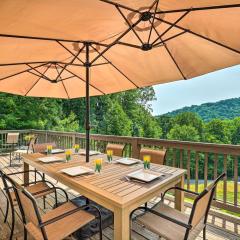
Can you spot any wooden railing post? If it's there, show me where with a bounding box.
[131,138,141,159]
[72,133,76,146]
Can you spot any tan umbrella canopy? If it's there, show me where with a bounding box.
[0,0,240,161]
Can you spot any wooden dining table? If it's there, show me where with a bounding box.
[22,152,186,240]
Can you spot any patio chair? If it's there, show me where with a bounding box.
[2,133,20,166]
[106,143,125,157]
[33,142,57,153]
[139,148,166,165]
[0,169,68,240]
[13,182,103,240]
[13,135,38,159]
[131,172,225,240]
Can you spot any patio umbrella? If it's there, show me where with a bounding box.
[0,0,240,162]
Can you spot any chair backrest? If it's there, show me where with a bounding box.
[6,132,19,144]
[0,169,15,207]
[106,143,125,157]
[27,136,38,153]
[139,148,166,165]
[188,173,225,228]
[14,185,42,226]
[2,172,47,238]
[33,142,56,153]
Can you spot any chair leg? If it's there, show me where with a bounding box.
[9,151,12,167]
[43,196,46,209]
[24,226,28,240]
[203,226,207,240]
[55,189,58,208]
[4,197,9,223]
[9,204,15,240]
[99,213,103,240]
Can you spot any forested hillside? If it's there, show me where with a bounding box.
[164,97,240,121]
[0,87,162,138]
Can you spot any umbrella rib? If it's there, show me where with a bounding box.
[153,30,188,48]
[56,41,85,65]
[91,62,109,67]
[117,41,142,49]
[0,33,108,47]
[25,63,52,96]
[163,43,187,80]
[90,45,139,88]
[0,61,53,67]
[148,0,159,12]
[90,16,142,65]
[156,17,240,55]
[26,64,52,82]
[116,5,144,45]
[56,63,106,95]
[151,24,187,79]
[27,70,49,80]
[0,63,48,81]
[156,4,240,14]
[147,0,159,44]
[152,10,191,45]
[55,44,85,81]
[55,65,70,99]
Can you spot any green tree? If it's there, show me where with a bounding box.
[105,101,132,136]
[167,124,200,141]
[229,117,240,144]
[173,112,203,138]
[156,115,173,139]
[204,119,231,144]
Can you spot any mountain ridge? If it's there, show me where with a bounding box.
[160,97,240,122]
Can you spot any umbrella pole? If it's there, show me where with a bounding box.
[85,42,90,163]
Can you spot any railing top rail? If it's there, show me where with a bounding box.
[1,129,240,155]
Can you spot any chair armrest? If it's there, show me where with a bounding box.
[133,207,191,229]
[39,203,94,227]
[23,180,69,202]
[7,170,43,180]
[162,186,199,200]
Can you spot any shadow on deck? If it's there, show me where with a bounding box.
[0,155,239,240]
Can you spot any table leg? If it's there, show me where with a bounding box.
[175,175,184,212]
[114,208,130,240]
[23,162,29,185]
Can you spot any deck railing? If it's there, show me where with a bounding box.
[1,129,239,215]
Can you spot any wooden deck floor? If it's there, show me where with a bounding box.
[0,155,239,240]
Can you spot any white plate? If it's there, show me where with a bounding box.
[60,166,94,176]
[116,158,140,165]
[79,150,101,156]
[38,156,64,163]
[127,170,164,183]
[44,149,65,154]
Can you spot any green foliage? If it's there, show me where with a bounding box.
[156,115,173,139]
[164,97,240,122]
[167,124,200,142]
[105,100,132,136]
[0,94,68,130]
[173,112,203,136]
[0,87,161,139]
[204,119,231,144]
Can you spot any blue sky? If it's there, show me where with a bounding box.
[151,65,240,116]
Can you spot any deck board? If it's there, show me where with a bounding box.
[0,155,239,240]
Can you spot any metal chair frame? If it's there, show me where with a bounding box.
[130,172,226,240]
[0,169,68,240]
[13,184,103,240]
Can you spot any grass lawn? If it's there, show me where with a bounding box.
[184,181,240,217]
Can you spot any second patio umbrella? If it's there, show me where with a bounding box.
[0,0,240,161]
